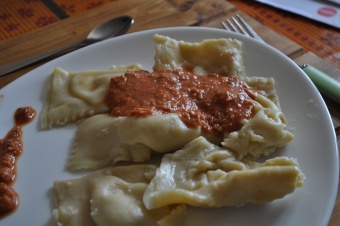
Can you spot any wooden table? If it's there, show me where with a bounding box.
[0,0,339,225]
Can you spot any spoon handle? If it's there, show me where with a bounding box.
[0,42,84,77]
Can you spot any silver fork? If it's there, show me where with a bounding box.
[221,14,264,43]
[221,15,340,104]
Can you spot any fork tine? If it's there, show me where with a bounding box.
[221,19,239,34]
[236,15,264,42]
[222,14,264,43]
[226,19,239,33]
[221,21,230,31]
[231,16,249,37]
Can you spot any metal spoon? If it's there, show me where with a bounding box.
[0,15,134,77]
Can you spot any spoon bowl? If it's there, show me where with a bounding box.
[85,15,133,44]
[0,15,134,77]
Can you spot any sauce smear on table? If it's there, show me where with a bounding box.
[0,107,36,218]
[106,69,262,136]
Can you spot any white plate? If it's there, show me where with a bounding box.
[0,27,338,226]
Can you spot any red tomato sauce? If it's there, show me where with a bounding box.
[0,107,36,218]
[106,69,262,136]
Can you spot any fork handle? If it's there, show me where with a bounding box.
[301,64,340,104]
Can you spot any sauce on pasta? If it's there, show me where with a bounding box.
[0,107,36,218]
[106,70,262,136]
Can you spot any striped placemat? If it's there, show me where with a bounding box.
[228,0,340,68]
[1,0,339,68]
[0,0,116,41]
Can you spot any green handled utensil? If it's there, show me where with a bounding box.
[301,64,340,104]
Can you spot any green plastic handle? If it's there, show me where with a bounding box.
[301,64,340,104]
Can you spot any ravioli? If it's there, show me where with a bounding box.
[53,164,186,226]
[68,113,201,171]
[68,76,292,169]
[143,137,304,209]
[153,34,245,78]
[222,93,294,160]
[244,76,280,107]
[40,64,141,129]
